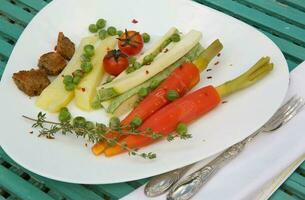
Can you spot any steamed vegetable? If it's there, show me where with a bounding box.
[97,30,202,101]
[74,36,117,111]
[36,35,98,112]
[118,30,144,56]
[103,49,129,76]
[104,57,274,156]
[91,40,223,155]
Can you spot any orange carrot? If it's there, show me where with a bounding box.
[91,63,200,155]
[104,86,221,156]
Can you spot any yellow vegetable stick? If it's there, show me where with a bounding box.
[36,35,98,112]
[75,36,117,111]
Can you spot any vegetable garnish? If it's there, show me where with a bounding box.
[103,49,129,76]
[23,108,192,159]
[104,57,273,156]
[118,29,144,56]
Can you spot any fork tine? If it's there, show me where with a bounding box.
[264,97,304,131]
[265,96,299,125]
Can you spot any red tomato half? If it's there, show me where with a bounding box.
[103,50,129,76]
[118,30,144,56]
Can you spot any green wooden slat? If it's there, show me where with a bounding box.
[238,0,305,28]
[0,61,6,75]
[0,195,5,200]
[0,0,34,25]
[262,31,305,61]
[133,178,149,186]
[282,179,305,199]
[88,184,135,199]
[286,59,298,71]
[0,165,54,200]
[270,188,298,200]
[196,0,305,45]
[0,16,24,40]
[0,148,102,200]
[298,162,305,174]
[289,173,305,188]
[278,0,305,12]
[0,39,13,58]
[15,0,47,11]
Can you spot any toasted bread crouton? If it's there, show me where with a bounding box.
[56,32,75,60]
[38,52,67,75]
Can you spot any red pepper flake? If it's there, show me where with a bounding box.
[217,53,221,57]
[29,131,33,134]
[85,143,88,147]
[61,75,65,78]
[106,47,110,51]
[206,68,212,72]
[207,76,212,79]
[214,61,219,65]
[132,19,138,24]
[222,100,228,104]
[164,48,169,53]
[81,88,86,92]
[145,70,149,74]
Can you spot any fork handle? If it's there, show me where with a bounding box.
[167,141,246,200]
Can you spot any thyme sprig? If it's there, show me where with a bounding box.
[23,110,191,160]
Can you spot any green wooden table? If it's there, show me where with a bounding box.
[1,0,305,199]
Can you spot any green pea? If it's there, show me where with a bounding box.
[96,18,106,29]
[166,90,179,101]
[142,33,150,43]
[109,116,120,130]
[63,75,73,85]
[130,117,142,128]
[133,62,142,69]
[171,33,180,42]
[73,69,84,77]
[73,116,86,127]
[85,121,95,130]
[81,62,93,73]
[96,123,107,134]
[126,66,136,74]
[98,29,108,40]
[73,75,82,85]
[150,79,160,90]
[58,107,71,123]
[176,123,187,135]
[117,30,123,36]
[65,83,75,91]
[143,54,154,65]
[84,44,95,57]
[107,26,117,36]
[138,87,149,97]
[81,54,91,62]
[88,24,98,33]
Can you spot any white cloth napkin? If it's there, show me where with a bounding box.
[121,61,305,200]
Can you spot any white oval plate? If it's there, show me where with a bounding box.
[0,0,289,184]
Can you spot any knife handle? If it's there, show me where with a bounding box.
[167,141,246,200]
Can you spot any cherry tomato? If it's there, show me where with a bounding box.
[103,50,129,76]
[118,30,144,56]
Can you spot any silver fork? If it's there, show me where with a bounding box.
[144,96,304,198]
[166,96,304,200]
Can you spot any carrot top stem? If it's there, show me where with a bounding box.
[193,39,223,72]
[216,57,273,98]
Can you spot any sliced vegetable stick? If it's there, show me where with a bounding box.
[75,36,117,111]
